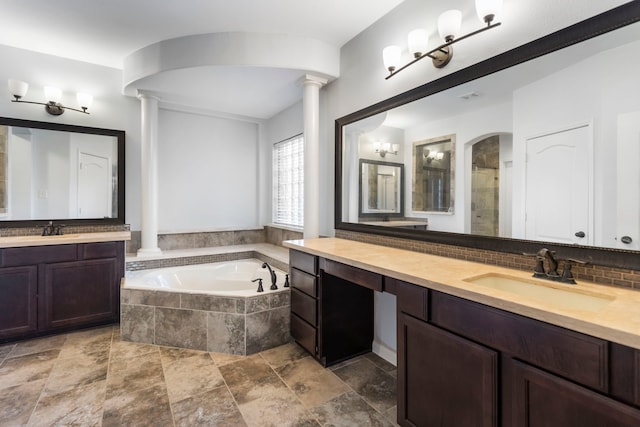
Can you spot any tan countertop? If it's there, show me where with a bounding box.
[0,231,131,248]
[283,237,640,350]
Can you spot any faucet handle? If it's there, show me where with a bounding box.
[252,278,264,292]
[558,258,589,284]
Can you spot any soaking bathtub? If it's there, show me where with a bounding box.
[120,259,291,355]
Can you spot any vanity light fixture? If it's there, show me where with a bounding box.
[383,0,503,79]
[374,141,400,157]
[8,79,93,115]
[424,150,445,163]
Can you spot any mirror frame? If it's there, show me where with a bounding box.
[0,116,125,227]
[358,159,404,219]
[335,2,640,271]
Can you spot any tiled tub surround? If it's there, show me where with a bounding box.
[121,285,290,355]
[121,255,292,355]
[126,225,302,254]
[125,243,289,272]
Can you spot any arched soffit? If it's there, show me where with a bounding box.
[123,32,340,95]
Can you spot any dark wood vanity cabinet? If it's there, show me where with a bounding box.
[0,241,124,342]
[394,278,640,427]
[289,250,375,366]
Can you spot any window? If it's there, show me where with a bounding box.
[273,134,304,227]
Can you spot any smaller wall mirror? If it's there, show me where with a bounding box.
[359,159,404,219]
[0,117,125,227]
[413,135,455,213]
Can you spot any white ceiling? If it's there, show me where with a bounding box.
[0,0,404,118]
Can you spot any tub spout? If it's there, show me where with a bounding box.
[262,262,278,290]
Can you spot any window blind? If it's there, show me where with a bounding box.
[273,135,304,227]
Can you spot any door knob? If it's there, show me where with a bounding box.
[574,231,585,238]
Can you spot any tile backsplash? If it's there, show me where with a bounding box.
[336,230,640,291]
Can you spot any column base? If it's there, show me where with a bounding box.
[136,247,163,257]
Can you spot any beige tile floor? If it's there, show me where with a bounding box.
[0,325,398,426]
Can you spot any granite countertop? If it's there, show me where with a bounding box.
[0,231,131,248]
[283,237,640,350]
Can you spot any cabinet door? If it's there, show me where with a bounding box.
[0,266,38,340]
[40,258,119,330]
[510,359,640,427]
[398,313,498,427]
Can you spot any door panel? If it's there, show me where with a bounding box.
[525,124,591,245]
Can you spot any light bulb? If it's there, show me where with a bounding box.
[77,92,93,110]
[408,29,429,58]
[44,86,62,103]
[476,0,503,24]
[438,9,462,42]
[382,45,402,72]
[8,79,28,99]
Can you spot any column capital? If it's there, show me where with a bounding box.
[299,74,328,88]
[136,89,161,101]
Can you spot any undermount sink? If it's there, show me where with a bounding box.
[464,273,615,312]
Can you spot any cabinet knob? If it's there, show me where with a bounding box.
[574,231,586,238]
[621,235,633,244]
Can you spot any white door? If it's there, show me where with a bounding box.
[78,152,110,218]
[616,112,640,250]
[525,124,591,245]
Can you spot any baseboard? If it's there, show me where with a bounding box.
[372,340,397,366]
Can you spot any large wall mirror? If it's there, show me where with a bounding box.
[0,117,125,227]
[336,3,640,270]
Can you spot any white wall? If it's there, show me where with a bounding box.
[0,44,141,227]
[157,108,260,231]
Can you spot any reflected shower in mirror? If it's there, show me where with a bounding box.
[337,6,640,255]
[413,135,454,214]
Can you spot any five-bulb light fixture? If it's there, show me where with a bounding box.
[383,0,503,79]
[8,79,93,115]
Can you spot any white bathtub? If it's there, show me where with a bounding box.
[124,259,288,297]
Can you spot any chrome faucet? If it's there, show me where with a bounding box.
[262,262,278,290]
[524,248,587,285]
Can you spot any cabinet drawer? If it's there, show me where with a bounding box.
[1,244,77,267]
[80,242,118,260]
[290,250,317,275]
[431,291,608,392]
[291,288,316,326]
[291,313,316,355]
[291,268,317,297]
[322,259,382,292]
[391,277,428,321]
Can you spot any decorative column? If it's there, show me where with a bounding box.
[137,91,162,256]
[301,74,328,239]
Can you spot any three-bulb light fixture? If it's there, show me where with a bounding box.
[383,0,503,79]
[7,79,93,115]
[374,141,400,158]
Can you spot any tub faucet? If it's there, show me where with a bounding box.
[262,263,278,290]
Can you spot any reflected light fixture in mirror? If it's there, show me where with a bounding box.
[383,0,503,79]
[8,79,93,115]
[374,141,400,157]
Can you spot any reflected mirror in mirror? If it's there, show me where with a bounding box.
[413,135,454,214]
[0,117,125,225]
[338,12,640,252]
[359,159,404,218]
